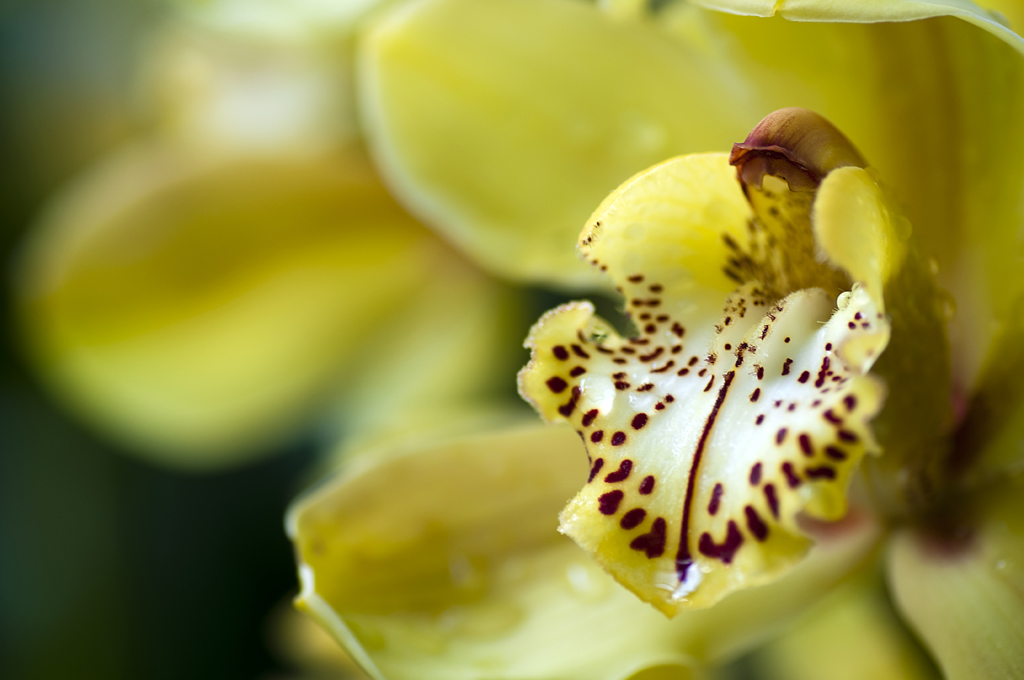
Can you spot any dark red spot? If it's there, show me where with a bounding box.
[630,517,667,558]
[724,344,732,351]
[591,430,604,443]
[698,368,708,378]
[764,484,779,518]
[825,446,847,461]
[672,345,683,354]
[784,337,791,343]
[656,314,669,322]
[638,383,654,392]
[825,343,833,351]
[582,409,599,427]
[640,347,664,361]
[782,462,801,488]
[688,356,699,367]
[755,414,765,425]
[655,402,665,410]
[596,346,613,355]
[645,324,657,334]
[620,508,647,530]
[782,358,793,375]
[665,395,674,403]
[749,463,762,485]
[708,483,724,515]
[823,409,842,424]
[571,344,590,359]
[558,389,580,416]
[699,521,743,564]
[704,376,715,392]
[798,433,813,456]
[776,428,788,444]
[605,459,632,483]
[599,490,624,515]
[677,368,690,376]
[815,356,831,388]
[615,381,631,390]
[672,323,685,338]
[798,370,810,384]
[628,274,644,283]
[838,429,858,443]
[750,388,761,402]
[631,413,649,430]
[805,466,836,480]
[570,366,586,377]
[756,365,764,380]
[621,347,636,355]
[588,458,605,482]
[745,505,769,541]
[611,431,627,446]
[553,345,569,360]
[546,377,568,393]
[843,395,857,411]
[848,321,857,329]
[639,476,655,495]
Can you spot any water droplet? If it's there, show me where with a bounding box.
[928,257,940,276]
[995,559,1007,571]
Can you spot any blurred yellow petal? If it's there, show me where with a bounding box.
[359,0,754,287]
[170,0,388,43]
[751,575,940,680]
[887,477,1024,680]
[142,21,358,155]
[14,144,508,470]
[289,424,881,680]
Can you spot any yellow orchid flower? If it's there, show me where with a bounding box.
[289,0,1024,678]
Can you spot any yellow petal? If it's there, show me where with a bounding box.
[519,153,888,613]
[14,144,506,470]
[358,0,753,287]
[750,575,940,680]
[288,423,881,680]
[691,0,1024,54]
[142,21,358,155]
[887,477,1024,680]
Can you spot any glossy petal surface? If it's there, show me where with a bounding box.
[289,424,880,680]
[888,478,1024,680]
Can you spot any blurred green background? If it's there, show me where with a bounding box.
[0,2,320,678]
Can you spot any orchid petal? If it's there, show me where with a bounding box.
[358,0,753,288]
[288,424,880,680]
[14,144,509,470]
[751,575,940,680]
[690,0,1024,55]
[887,477,1024,680]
